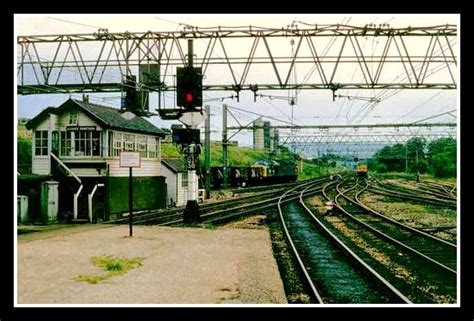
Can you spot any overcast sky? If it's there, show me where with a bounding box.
[15,14,459,149]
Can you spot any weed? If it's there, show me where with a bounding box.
[106,262,122,271]
[73,255,143,284]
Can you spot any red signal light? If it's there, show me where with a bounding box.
[176,67,202,109]
[185,92,193,102]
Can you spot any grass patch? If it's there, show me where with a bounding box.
[298,161,344,181]
[202,223,217,229]
[360,193,457,243]
[74,274,109,284]
[73,255,143,284]
[372,172,457,185]
[163,141,272,167]
[92,255,142,275]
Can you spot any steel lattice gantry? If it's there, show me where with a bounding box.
[279,129,456,155]
[17,24,457,95]
[279,132,457,145]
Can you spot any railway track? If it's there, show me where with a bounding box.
[358,177,457,241]
[277,180,411,304]
[371,177,456,202]
[354,179,457,243]
[366,179,457,210]
[315,177,456,302]
[103,176,333,226]
[101,173,457,303]
[102,182,316,225]
[423,179,457,197]
[336,178,457,274]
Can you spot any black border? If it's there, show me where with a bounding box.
[8,8,470,321]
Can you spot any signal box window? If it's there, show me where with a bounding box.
[34,131,48,155]
[69,111,78,125]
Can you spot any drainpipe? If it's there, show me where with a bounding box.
[88,183,104,222]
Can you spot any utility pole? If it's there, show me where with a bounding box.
[222,104,228,188]
[416,148,420,182]
[317,149,320,175]
[204,105,211,198]
[405,143,408,174]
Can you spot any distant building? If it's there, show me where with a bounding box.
[253,119,265,149]
[253,120,278,152]
[25,98,168,222]
[263,121,271,150]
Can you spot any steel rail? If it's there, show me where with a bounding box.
[299,182,412,304]
[277,182,325,303]
[354,179,456,248]
[333,179,456,274]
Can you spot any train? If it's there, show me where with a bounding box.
[356,163,368,177]
[210,159,298,189]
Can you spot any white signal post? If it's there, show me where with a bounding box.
[179,110,207,223]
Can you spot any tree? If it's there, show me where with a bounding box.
[406,137,427,174]
[17,122,32,173]
[428,138,456,178]
[368,137,456,178]
[427,137,456,159]
[372,144,406,172]
[431,152,456,178]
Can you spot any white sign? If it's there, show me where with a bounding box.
[179,110,207,128]
[120,152,141,168]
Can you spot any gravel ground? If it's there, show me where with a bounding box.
[17,224,287,304]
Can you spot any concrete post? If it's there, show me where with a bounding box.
[204,105,211,198]
[222,104,228,188]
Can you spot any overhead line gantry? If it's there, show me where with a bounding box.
[17,24,457,96]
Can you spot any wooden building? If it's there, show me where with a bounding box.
[160,158,188,207]
[25,98,168,221]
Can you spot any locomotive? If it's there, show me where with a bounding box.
[210,159,298,189]
[356,163,368,177]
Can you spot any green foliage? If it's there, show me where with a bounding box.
[163,141,299,167]
[93,255,142,273]
[427,137,456,157]
[406,137,427,160]
[431,152,456,178]
[298,160,343,180]
[17,123,32,173]
[161,142,181,158]
[368,137,456,178]
[371,144,406,172]
[106,262,123,271]
[297,153,346,180]
[73,274,109,284]
[427,137,456,178]
[208,143,270,166]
